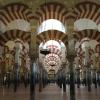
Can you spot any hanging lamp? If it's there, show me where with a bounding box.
[40,0,50,55]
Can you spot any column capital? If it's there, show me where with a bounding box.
[65,18,75,33]
[67,36,76,57]
[67,55,75,62]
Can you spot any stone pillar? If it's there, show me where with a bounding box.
[76,67,80,88]
[14,39,22,92]
[82,67,87,86]
[86,66,91,91]
[92,68,97,88]
[29,28,37,100]
[91,52,97,88]
[62,65,66,92]
[42,69,45,88]
[95,44,100,86]
[67,36,76,100]
[85,47,91,92]
[62,74,66,92]
[3,46,9,74]
[59,71,62,89]
[75,56,80,88]
[39,65,43,92]
[68,56,75,100]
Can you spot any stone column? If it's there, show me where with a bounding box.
[29,27,37,100]
[42,69,45,88]
[3,46,9,74]
[59,71,62,89]
[90,52,97,88]
[75,56,80,88]
[95,44,100,86]
[14,39,22,92]
[96,57,100,86]
[62,72,66,92]
[92,68,97,88]
[85,47,91,92]
[76,67,80,88]
[39,63,43,92]
[62,64,67,92]
[67,36,76,100]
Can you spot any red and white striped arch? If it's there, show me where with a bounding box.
[73,1,100,41]
[46,45,61,56]
[95,43,100,54]
[0,30,30,46]
[37,30,68,45]
[74,1,100,24]
[43,53,61,67]
[44,61,58,67]
[44,65,59,73]
[34,2,74,25]
[44,53,61,62]
[74,29,100,42]
[0,3,35,26]
[34,2,71,45]
[0,3,35,46]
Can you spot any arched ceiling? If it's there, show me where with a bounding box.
[73,29,100,42]
[0,0,100,73]
[0,0,100,46]
[0,30,30,45]
[0,0,100,10]
[37,30,68,45]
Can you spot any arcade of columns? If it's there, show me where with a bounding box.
[0,0,100,95]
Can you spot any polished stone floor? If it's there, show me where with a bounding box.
[0,84,100,100]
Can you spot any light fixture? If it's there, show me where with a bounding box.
[40,0,51,55]
[40,40,51,55]
[50,64,56,67]
[40,48,51,55]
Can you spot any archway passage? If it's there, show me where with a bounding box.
[0,1,100,100]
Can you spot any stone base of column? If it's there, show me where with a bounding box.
[39,78,42,92]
